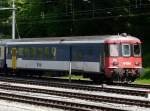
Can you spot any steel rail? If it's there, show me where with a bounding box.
[112,82,150,89]
[0,84,149,108]
[0,77,148,97]
[0,92,126,111]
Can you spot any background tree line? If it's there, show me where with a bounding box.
[0,0,150,66]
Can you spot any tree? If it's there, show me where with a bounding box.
[0,0,150,39]
[0,0,12,38]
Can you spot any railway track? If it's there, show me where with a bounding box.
[0,84,150,108]
[1,75,150,89]
[43,77,150,90]
[112,82,150,89]
[33,76,150,90]
[0,76,149,97]
[0,92,125,111]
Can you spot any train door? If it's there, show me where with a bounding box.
[101,44,105,71]
[71,46,84,71]
[12,48,17,71]
[0,46,5,71]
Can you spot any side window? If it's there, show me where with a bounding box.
[87,48,93,61]
[73,49,84,61]
[77,49,84,61]
[24,48,28,59]
[7,47,12,59]
[18,48,24,58]
[37,48,43,60]
[44,47,49,59]
[50,47,57,60]
[0,48,1,58]
[30,47,36,59]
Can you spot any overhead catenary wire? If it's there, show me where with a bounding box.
[1,1,150,23]
[13,3,150,19]
[0,4,150,24]
[16,12,150,24]
[1,0,150,35]
[1,0,150,15]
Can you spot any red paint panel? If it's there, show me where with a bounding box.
[104,57,142,77]
[106,57,142,68]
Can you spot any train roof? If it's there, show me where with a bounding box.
[0,34,141,45]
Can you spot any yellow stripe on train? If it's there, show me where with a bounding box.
[12,48,16,69]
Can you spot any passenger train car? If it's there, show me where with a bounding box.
[0,34,143,82]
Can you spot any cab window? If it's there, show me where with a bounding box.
[133,44,141,56]
[109,44,119,57]
[122,44,130,57]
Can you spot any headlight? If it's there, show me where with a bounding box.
[135,61,140,66]
[112,62,119,66]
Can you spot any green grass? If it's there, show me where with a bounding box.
[60,67,150,84]
[61,68,150,84]
[62,75,90,80]
[135,67,150,84]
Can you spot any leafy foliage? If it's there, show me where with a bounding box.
[0,0,150,40]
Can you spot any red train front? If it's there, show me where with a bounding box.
[104,34,143,82]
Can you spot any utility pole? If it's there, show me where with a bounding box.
[0,0,16,39]
[12,0,16,39]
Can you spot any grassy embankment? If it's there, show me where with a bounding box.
[135,67,150,84]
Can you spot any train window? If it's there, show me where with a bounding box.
[50,47,57,60]
[24,48,28,59]
[87,48,93,61]
[88,48,93,56]
[0,48,1,58]
[109,44,119,57]
[30,48,36,59]
[133,44,141,57]
[44,47,49,59]
[73,49,84,61]
[122,44,131,57]
[78,50,84,60]
[6,48,8,56]
[18,48,24,58]
[7,48,11,58]
[37,48,43,59]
